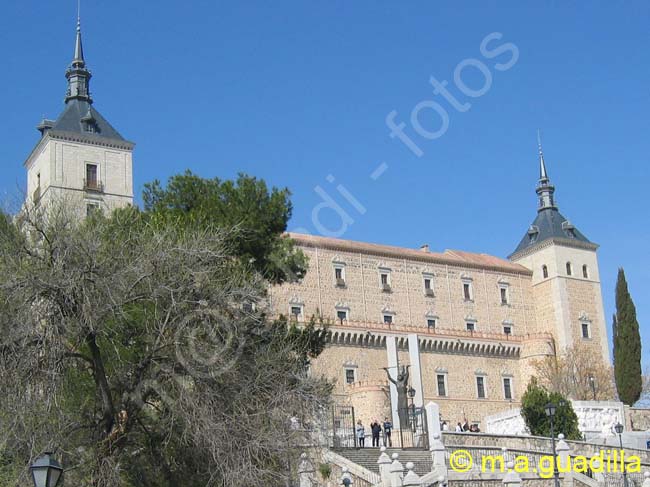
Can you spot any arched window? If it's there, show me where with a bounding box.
[542,265,548,279]
[566,262,572,276]
[582,265,589,279]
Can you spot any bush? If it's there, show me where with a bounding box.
[521,378,582,440]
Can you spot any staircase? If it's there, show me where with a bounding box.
[333,448,433,476]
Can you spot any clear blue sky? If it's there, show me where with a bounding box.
[1,1,648,369]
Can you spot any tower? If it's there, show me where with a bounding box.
[24,16,134,216]
[509,140,609,363]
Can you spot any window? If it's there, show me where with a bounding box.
[85,163,98,190]
[423,276,434,296]
[290,306,302,320]
[334,266,346,287]
[345,368,356,385]
[437,374,447,397]
[380,272,391,291]
[503,377,513,400]
[463,282,473,301]
[476,376,486,399]
[466,322,475,332]
[500,287,509,305]
[581,322,591,339]
[582,265,589,279]
[503,325,512,335]
[427,319,436,330]
[383,314,393,325]
[336,310,348,323]
[542,265,549,279]
[566,262,572,276]
[86,202,100,217]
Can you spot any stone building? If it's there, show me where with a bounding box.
[19,16,609,432]
[269,147,609,429]
[24,18,134,217]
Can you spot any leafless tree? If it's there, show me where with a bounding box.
[0,204,330,487]
[532,343,616,401]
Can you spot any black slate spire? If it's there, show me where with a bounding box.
[65,17,92,104]
[509,139,594,258]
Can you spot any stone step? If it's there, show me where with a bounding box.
[332,448,433,476]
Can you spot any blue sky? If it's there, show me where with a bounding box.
[1,1,648,369]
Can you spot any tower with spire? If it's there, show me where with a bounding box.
[509,139,609,363]
[25,14,134,215]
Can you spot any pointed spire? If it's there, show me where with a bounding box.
[73,16,85,67]
[65,8,92,104]
[535,132,557,211]
[537,129,549,181]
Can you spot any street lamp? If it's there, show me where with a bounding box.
[544,403,560,487]
[408,386,417,431]
[29,453,63,487]
[614,423,628,487]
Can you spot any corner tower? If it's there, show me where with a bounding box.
[25,16,134,216]
[509,141,609,363]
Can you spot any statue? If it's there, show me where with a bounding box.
[384,365,410,430]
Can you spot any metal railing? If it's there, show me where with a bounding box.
[83,179,104,192]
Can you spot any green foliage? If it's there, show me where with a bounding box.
[318,463,332,479]
[141,170,307,284]
[613,268,643,405]
[521,378,582,440]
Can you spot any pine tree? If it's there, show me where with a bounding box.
[613,268,643,405]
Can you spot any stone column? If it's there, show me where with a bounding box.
[389,453,404,487]
[408,334,424,408]
[297,453,315,487]
[403,462,423,486]
[386,336,400,428]
[502,462,522,487]
[377,446,392,483]
[425,401,442,448]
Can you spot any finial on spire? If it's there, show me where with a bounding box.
[65,4,92,104]
[537,129,549,181]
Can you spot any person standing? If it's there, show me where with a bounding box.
[455,422,463,432]
[370,419,382,447]
[383,417,393,447]
[356,420,365,448]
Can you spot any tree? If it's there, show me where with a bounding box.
[520,379,581,440]
[613,268,643,405]
[532,343,615,401]
[142,171,307,284]
[0,201,330,487]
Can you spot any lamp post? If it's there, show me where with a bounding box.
[29,453,64,487]
[408,386,416,431]
[614,422,629,487]
[589,375,596,400]
[544,402,560,487]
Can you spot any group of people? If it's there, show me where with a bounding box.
[441,420,480,433]
[355,418,393,448]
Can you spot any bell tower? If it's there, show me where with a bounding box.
[25,15,134,216]
[509,140,609,363]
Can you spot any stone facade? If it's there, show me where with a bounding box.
[269,228,610,429]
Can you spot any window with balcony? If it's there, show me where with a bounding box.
[466,321,476,332]
[334,266,346,287]
[503,325,512,335]
[427,319,436,331]
[380,272,391,292]
[85,163,101,191]
[290,306,302,320]
[383,314,393,325]
[423,275,434,297]
[336,309,348,323]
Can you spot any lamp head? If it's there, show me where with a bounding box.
[544,402,557,418]
[30,453,63,487]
